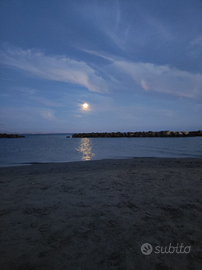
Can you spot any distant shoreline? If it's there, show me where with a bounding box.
[1,130,202,138]
[72,130,202,138]
[0,133,25,138]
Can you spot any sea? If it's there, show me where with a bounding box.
[0,134,202,167]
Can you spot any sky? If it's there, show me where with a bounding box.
[0,0,202,133]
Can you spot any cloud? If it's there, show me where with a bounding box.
[110,60,202,99]
[80,49,202,101]
[0,106,66,133]
[140,80,149,91]
[17,87,37,95]
[189,34,202,59]
[32,96,64,107]
[1,46,202,101]
[191,34,202,47]
[0,106,58,122]
[39,109,57,121]
[0,47,108,93]
[143,13,174,41]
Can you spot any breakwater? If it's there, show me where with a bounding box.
[71,130,202,138]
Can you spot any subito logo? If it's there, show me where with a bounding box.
[141,243,153,255]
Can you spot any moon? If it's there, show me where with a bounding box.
[82,103,89,109]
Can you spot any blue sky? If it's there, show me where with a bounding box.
[0,0,202,133]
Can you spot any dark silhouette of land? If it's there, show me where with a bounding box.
[0,133,25,138]
[71,130,202,138]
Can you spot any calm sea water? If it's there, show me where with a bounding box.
[0,134,202,166]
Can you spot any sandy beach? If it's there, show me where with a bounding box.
[0,158,202,270]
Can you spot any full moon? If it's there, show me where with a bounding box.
[82,103,89,109]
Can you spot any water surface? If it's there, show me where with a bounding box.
[0,134,201,166]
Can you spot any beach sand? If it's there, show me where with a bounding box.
[0,158,202,270]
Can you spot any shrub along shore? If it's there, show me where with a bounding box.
[71,130,202,138]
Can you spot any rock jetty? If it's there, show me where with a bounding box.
[0,133,25,138]
[71,130,202,138]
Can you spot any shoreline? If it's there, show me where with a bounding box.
[0,156,201,168]
[0,157,202,269]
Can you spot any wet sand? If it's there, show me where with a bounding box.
[0,158,202,270]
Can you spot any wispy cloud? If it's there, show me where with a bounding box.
[39,109,57,121]
[0,106,66,133]
[115,0,121,32]
[189,34,202,59]
[1,46,202,101]
[0,47,108,93]
[191,34,202,47]
[32,96,64,107]
[143,13,174,41]
[0,106,58,122]
[111,60,202,99]
[85,48,202,100]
